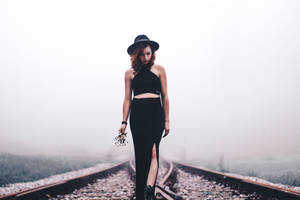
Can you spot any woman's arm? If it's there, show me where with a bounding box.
[159,65,170,137]
[118,69,132,134]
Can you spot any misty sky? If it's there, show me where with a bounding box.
[0,0,299,162]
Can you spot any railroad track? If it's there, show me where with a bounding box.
[173,161,300,200]
[128,158,182,200]
[1,159,300,200]
[0,158,176,200]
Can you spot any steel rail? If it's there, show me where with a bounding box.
[0,161,129,200]
[174,161,300,200]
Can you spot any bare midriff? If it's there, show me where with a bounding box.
[133,93,160,99]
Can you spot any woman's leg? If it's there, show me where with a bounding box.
[146,143,159,186]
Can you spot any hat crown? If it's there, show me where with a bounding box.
[134,34,150,43]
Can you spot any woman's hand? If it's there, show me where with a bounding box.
[118,124,127,135]
[162,121,170,138]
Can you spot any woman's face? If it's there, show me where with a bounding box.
[139,45,152,65]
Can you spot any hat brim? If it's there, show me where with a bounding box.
[127,40,159,55]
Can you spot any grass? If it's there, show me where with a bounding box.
[188,154,300,187]
[0,153,105,187]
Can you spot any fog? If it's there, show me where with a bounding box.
[1,0,299,163]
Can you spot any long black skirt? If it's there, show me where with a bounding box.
[129,97,165,200]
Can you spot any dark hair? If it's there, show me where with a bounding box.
[130,43,156,75]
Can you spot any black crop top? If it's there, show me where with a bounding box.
[131,67,162,96]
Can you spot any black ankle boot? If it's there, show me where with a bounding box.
[144,185,155,200]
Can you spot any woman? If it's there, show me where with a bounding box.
[118,34,170,200]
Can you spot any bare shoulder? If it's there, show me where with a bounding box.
[154,64,166,76]
[125,68,133,74]
[125,68,134,78]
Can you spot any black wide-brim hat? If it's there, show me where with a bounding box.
[127,34,159,55]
